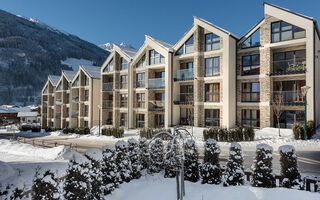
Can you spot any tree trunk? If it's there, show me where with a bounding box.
[277,118,281,137]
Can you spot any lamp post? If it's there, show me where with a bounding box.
[301,86,310,140]
[97,105,101,136]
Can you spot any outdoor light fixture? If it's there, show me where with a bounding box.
[301,86,310,140]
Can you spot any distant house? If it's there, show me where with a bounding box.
[18,112,39,124]
[0,106,19,125]
[0,105,40,125]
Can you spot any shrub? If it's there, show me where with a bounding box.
[235,126,244,141]
[101,127,124,138]
[115,140,132,183]
[244,126,255,141]
[203,126,250,142]
[139,137,149,170]
[74,127,90,135]
[292,123,304,140]
[164,139,180,178]
[31,125,41,132]
[252,144,276,188]
[32,169,59,200]
[101,146,118,195]
[140,128,171,140]
[200,139,221,184]
[223,142,245,186]
[149,138,164,173]
[306,120,316,139]
[128,138,142,179]
[184,139,199,182]
[62,128,75,134]
[218,128,228,142]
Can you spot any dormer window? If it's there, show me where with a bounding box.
[271,21,305,43]
[149,50,165,65]
[103,59,114,72]
[242,29,260,48]
[121,58,128,70]
[136,55,146,68]
[176,35,194,55]
[205,33,220,51]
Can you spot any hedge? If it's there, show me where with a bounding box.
[292,120,316,140]
[101,127,124,138]
[140,128,172,140]
[203,126,254,142]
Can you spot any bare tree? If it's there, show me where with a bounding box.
[272,83,284,137]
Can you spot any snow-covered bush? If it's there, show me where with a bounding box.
[32,169,60,200]
[184,139,199,182]
[64,156,91,200]
[279,145,303,189]
[149,138,164,173]
[292,123,304,140]
[9,187,24,200]
[164,139,180,178]
[223,142,245,186]
[139,137,149,170]
[84,148,104,200]
[128,138,142,179]
[101,146,118,195]
[115,140,132,183]
[252,144,276,188]
[200,139,221,184]
[140,128,171,140]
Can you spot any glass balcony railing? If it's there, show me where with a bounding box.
[174,94,194,105]
[55,99,62,105]
[71,112,79,118]
[271,58,306,75]
[102,100,113,109]
[148,101,165,112]
[103,82,113,91]
[42,102,48,107]
[272,90,304,106]
[175,69,194,81]
[72,96,79,103]
[148,78,165,89]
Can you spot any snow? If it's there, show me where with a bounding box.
[279,145,296,154]
[108,174,320,200]
[81,65,101,78]
[256,144,273,152]
[0,161,16,181]
[84,148,103,161]
[146,35,174,51]
[231,142,241,149]
[61,57,94,71]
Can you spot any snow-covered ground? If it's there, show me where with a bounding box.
[108,173,319,200]
[61,57,94,70]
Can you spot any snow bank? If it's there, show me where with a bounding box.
[0,161,16,181]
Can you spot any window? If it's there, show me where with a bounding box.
[136,73,145,88]
[136,55,146,68]
[120,113,127,127]
[242,82,260,102]
[136,93,145,108]
[136,114,145,128]
[273,50,306,74]
[154,114,164,128]
[84,75,89,86]
[275,110,304,129]
[180,108,194,125]
[120,75,128,89]
[72,76,79,87]
[103,59,114,72]
[242,54,260,75]
[176,35,194,55]
[180,85,193,103]
[84,90,89,101]
[56,82,62,91]
[149,49,165,65]
[205,83,220,102]
[205,33,220,51]
[43,85,48,94]
[271,21,305,43]
[205,57,220,77]
[121,58,128,70]
[205,109,220,127]
[120,94,128,107]
[242,29,260,48]
[242,109,260,127]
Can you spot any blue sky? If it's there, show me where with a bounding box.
[1,0,319,49]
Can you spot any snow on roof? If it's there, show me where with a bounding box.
[278,145,296,154]
[146,35,174,52]
[17,112,38,117]
[81,65,101,79]
[63,70,77,81]
[114,44,138,59]
[0,106,31,114]
[256,143,273,152]
[84,148,103,161]
[48,75,60,86]
[0,106,18,114]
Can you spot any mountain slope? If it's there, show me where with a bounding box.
[0,9,109,105]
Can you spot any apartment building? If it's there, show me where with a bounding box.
[41,75,60,128]
[41,3,319,130]
[70,65,101,128]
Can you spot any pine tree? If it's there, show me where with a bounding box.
[84,148,104,200]
[128,138,142,179]
[184,139,199,182]
[200,139,221,184]
[223,142,245,186]
[64,156,91,200]
[139,137,149,170]
[32,169,59,200]
[164,139,180,178]
[279,145,304,189]
[101,145,118,195]
[115,140,132,183]
[252,144,276,188]
[149,138,164,173]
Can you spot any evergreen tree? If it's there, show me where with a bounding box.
[149,138,164,173]
[64,156,91,200]
[139,137,149,170]
[279,145,304,189]
[128,138,142,179]
[164,139,180,178]
[223,142,245,186]
[32,169,59,200]
[101,145,118,195]
[115,140,132,183]
[84,148,104,200]
[200,139,221,184]
[184,139,199,182]
[252,144,276,188]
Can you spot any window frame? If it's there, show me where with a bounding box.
[241,82,260,102]
[205,33,220,51]
[120,75,128,89]
[205,109,220,127]
[241,29,260,49]
[136,93,145,108]
[136,55,146,68]
[103,59,114,72]
[120,113,127,127]
[271,21,306,43]
[136,72,145,88]
[149,49,165,65]
[176,35,194,55]
[205,57,220,77]
[242,109,260,128]
[121,58,128,71]
[205,83,220,102]
[241,54,260,76]
[120,94,128,107]
[136,114,145,128]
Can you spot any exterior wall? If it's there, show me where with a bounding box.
[315,29,320,127]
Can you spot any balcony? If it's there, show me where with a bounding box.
[148,78,165,89]
[148,101,165,112]
[174,94,194,105]
[42,102,48,107]
[272,90,304,106]
[55,99,62,105]
[55,113,61,119]
[271,58,306,76]
[102,100,113,109]
[71,112,79,118]
[103,82,113,91]
[175,69,194,81]
[72,96,79,103]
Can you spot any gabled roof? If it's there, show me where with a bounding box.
[145,35,174,52]
[80,65,101,79]
[18,112,38,117]
[114,44,137,59]
[238,18,264,43]
[48,75,60,86]
[63,70,77,82]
